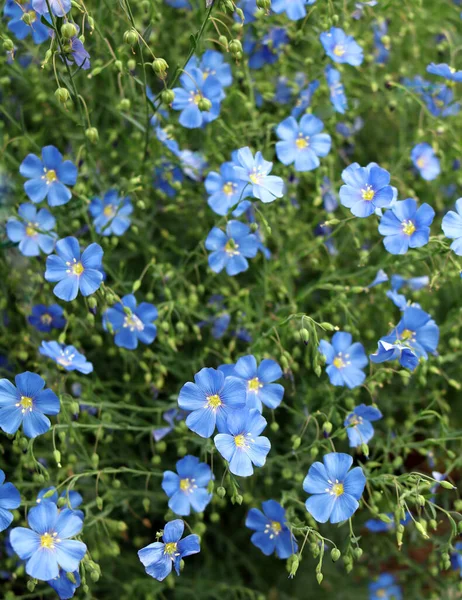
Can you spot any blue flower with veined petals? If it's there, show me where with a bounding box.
[89,190,133,236]
[291,80,320,118]
[340,162,394,217]
[0,371,60,439]
[303,452,366,523]
[411,143,440,181]
[4,1,50,44]
[152,408,186,442]
[320,27,363,66]
[45,237,104,302]
[47,568,81,600]
[40,341,93,375]
[233,147,284,203]
[272,0,316,21]
[162,455,212,516]
[63,26,91,71]
[103,294,158,350]
[244,28,289,70]
[325,65,348,114]
[369,574,402,600]
[442,198,462,255]
[276,115,331,172]
[231,355,284,412]
[6,203,57,256]
[319,332,368,389]
[172,67,222,129]
[28,304,66,333]
[138,519,200,581]
[205,220,259,276]
[187,50,232,95]
[32,0,71,16]
[426,62,462,82]
[378,199,435,255]
[0,470,20,532]
[10,502,87,581]
[205,157,251,216]
[214,408,271,477]
[344,404,382,447]
[20,146,77,206]
[178,367,246,438]
[246,500,298,559]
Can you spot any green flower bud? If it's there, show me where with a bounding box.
[85,127,99,144]
[53,450,61,466]
[440,480,455,490]
[3,39,14,52]
[119,98,131,111]
[218,35,228,49]
[96,496,103,510]
[323,421,333,435]
[300,328,310,344]
[152,58,169,77]
[415,522,429,538]
[331,548,341,561]
[123,30,139,46]
[316,572,323,585]
[27,580,36,592]
[229,40,242,55]
[217,486,226,498]
[198,97,212,112]
[353,547,363,559]
[55,87,70,104]
[61,23,77,39]
[292,436,301,450]
[161,89,175,105]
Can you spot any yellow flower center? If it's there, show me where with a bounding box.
[376,591,386,599]
[19,396,33,413]
[416,158,426,168]
[361,185,375,201]
[124,314,145,332]
[402,220,416,236]
[41,314,52,325]
[270,521,282,535]
[249,168,262,185]
[44,169,57,183]
[40,532,56,549]
[247,377,261,392]
[234,434,246,448]
[103,204,115,218]
[180,478,191,491]
[223,182,235,196]
[72,261,84,276]
[193,93,202,105]
[224,239,239,256]
[295,135,309,150]
[333,356,345,369]
[400,329,414,341]
[26,223,37,237]
[207,394,222,409]
[164,542,178,555]
[26,10,37,23]
[333,45,345,57]
[449,67,456,74]
[332,482,344,497]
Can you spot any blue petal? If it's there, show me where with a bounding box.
[163,519,184,543]
[323,452,353,482]
[305,493,336,523]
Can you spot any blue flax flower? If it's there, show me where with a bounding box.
[89,190,133,236]
[442,198,462,255]
[4,1,50,44]
[426,63,462,82]
[319,332,368,389]
[214,408,271,477]
[205,158,251,216]
[138,519,200,581]
[152,408,186,442]
[303,452,366,523]
[272,0,316,21]
[373,20,390,64]
[391,274,429,291]
[411,143,440,181]
[20,146,77,206]
[162,455,212,516]
[378,199,434,255]
[187,50,232,93]
[205,221,259,276]
[291,80,320,118]
[28,304,66,333]
[244,28,289,69]
[40,341,93,374]
[275,115,331,172]
[172,67,222,128]
[246,500,298,558]
[154,161,184,197]
[368,269,388,288]
[10,502,86,581]
[32,0,71,16]
[325,65,348,114]
[344,405,382,447]
[340,162,394,217]
[48,569,81,600]
[234,147,284,203]
[45,237,104,302]
[424,85,460,117]
[451,542,462,577]
[232,355,284,412]
[62,25,90,70]
[369,574,402,600]
[321,176,339,211]
[0,372,60,439]
[6,203,56,257]
[365,513,410,533]
[103,294,158,350]
[178,367,246,438]
[320,27,363,66]
[0,470,20,532]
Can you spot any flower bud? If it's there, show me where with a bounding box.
[353,547,363,559]
[229,40,242,55]
[331,548,341,561]
[300,328,310,344]
[292,436,301,450]
[61,23,77,39]
[256,0,271,9]
[415,522,429,538]
[440,480,455,490]
[55,87,70,104]
[124,30,139,46]
[3,39,14,52]
[53,450,61,466]
[119,98,131,111]
[198,97,212,112]
[316,573,323,585]
[217,486,226,498]
[152,58,168,77]
[323,421,333,435]
[218,35,228,49]
[85,127,99,144]
[161,89,175,105]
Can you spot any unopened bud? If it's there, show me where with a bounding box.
[198,97,212,111]
[85,127,99,144]
[55,87,70,103]
[152,58,168,77]
[124,30,139,46]
[61,23,77,39]
[161,89,175,105]
[316,573,323,585]
[331,548,341,561]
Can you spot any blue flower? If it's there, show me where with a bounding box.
[37,487,83,516]
[319,332,368,389]
[89,190,133,236]
[390,274,429,291]
[179,149,208,181]
[321,176,338,211]
[378,199,435,255]
[244,28,289,69]
[32,0,71,16]
[28,304,66,333]
[0,470,20,532]
[154,161,184,197]
[325,65,348,114]
[187,50,232,92]
[236,0,259,22]
[232,355,284,412]
[344,404,382,447]
[63,27,91,70]
[40,341,93,375]
[424,85,460,117]
[370,340,419,371]
[162,455,212,516]
[6,203,57,256]
[373,20,390,64]
[172,67,222,129]
[272,0,316,21]
[165,0,191,8]
[103,294,158,350]
[4,1,50,44]
[10,502,86,581]
[411,143,440,181]
[303,452,366,523]
[451,542,462,577]
[368,269,388,288]
[426,62,462,82]
[205,157,251,216]
[20,146,77,206]
[152,408,186,442]
[246,500,298,558]
[45,237,104,302]
[47,569,81,600]
[233,147,284,203]
[214,408,271,477]
[205,221,259,276]
[178,367,246,438]
[340,162,394,217]
[138,519,200,581]
[320,27,363,66]
[291,80,320,118]
[369,574,402,600]
[442,198,462,255]
[275,115,331,172]
[0,372,60,439]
